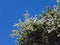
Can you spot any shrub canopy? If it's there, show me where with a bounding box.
[10,3,60,45]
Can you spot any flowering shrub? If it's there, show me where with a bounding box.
[10,0,60,45]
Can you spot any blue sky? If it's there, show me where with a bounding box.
[0,0,57,45]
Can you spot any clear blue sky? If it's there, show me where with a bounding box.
[0,0,57,45]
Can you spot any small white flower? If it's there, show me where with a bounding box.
[52,27,56,30]
[57,33,60,37]
[14,24,19,26]
[58,24,60,27]
[47,30,53,33]
[34,19,37,23]
[52,21,54,24]
[12,30,17,33]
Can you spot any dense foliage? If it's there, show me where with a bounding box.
[10,0,60,45]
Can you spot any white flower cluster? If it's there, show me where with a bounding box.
[10,6,60,38]
[10,1,60,45]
